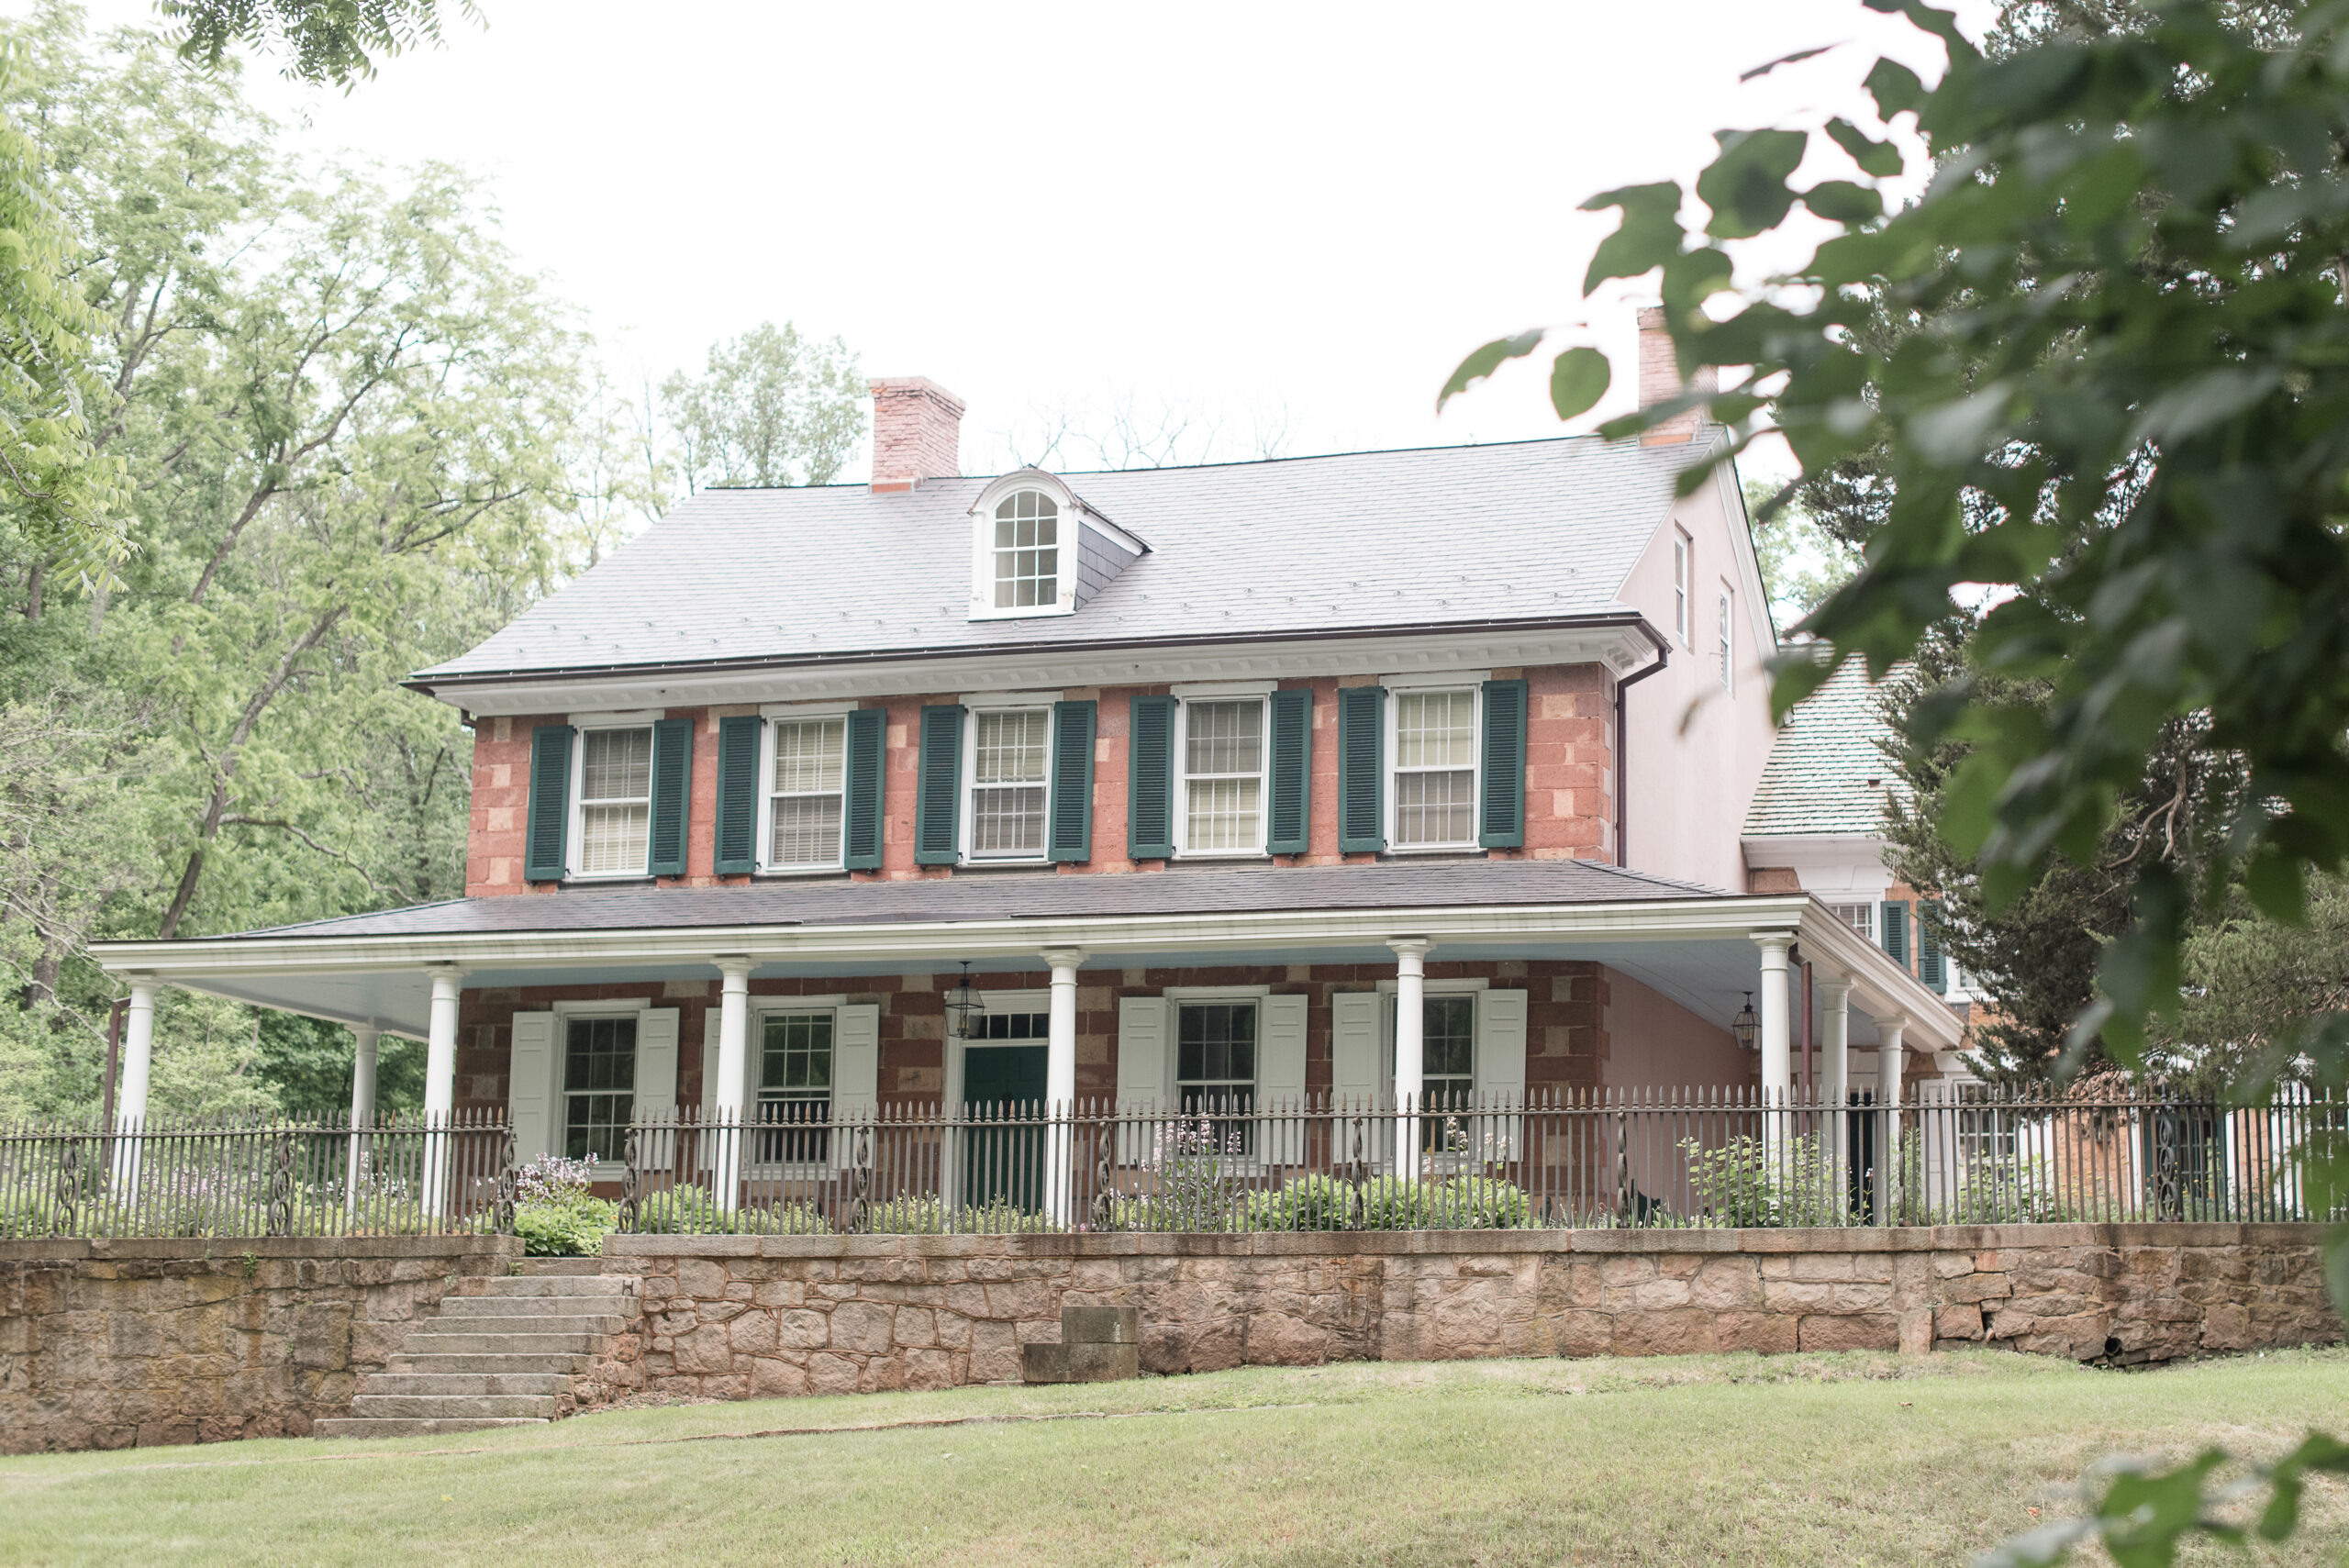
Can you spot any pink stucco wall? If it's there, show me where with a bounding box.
[1613,456,1779,894]
[1600,967,1750,1094]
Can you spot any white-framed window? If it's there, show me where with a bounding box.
[754,1009,834,1164]
[1673,529,1690,643]
[1389,687,1479,850]
[967,706,1052,860]
[562,1013,637,1162]
[1420,994,1477,1112]
[1718,589,1734,691]
[1829,902,1876,941]
[573,724,652,877]
[764,715,846,870]
[992,489,1058,609]
[1176,997,1258,1153]
[1178,697,1266,856]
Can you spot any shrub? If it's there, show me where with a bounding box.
[864,1195,950,1234]
[1682,1135,1853,1228]
[632,1183,725,1234]
[1241,1173,1355,1231]
[734,1200,831,1235]
[514,1195,618,1256]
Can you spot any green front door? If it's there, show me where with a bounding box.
[963,1044,1047,1214]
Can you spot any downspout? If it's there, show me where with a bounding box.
[1612,635,1670,868]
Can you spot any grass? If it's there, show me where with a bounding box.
[4,1350,2347,1565]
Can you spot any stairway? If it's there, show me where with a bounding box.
[315,1260,638,1439]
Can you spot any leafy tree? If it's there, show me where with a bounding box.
[660,321,865,491]
[159,0,479,86]
[1744,473,1862,622]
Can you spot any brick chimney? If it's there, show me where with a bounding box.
[869,377,965,492]
[1636,307,1717,446]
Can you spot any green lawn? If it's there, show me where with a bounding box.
[5,1350,2346,1566]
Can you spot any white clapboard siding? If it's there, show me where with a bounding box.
[507,1012,557,1163]
[1258,995,1309,1167]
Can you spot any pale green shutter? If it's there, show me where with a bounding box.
[1267,687,1313,856]
[648,717,693,877]
[1048,700,1097,862]
[1479,679,1528,849]
[1337,686,1386,852]
[842,707,886,871]
[714,716,761,874]
[523,726,573,883]
[914,705,964,864]
[1127,695,1175,860]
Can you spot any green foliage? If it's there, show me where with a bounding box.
[863,1195,1040,1235]
[660,321,865,490]
[1681,1135,1852,1228]
[513,1194,618,1257]
[1978,1434,2349,1567]
[160,0,480,87]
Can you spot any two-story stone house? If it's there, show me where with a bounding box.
[95,318,1959,1209]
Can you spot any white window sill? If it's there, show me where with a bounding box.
[1386,841,1482,856]
[1172,849,1271,862]
[961,856,1052,869]
[566,870,653,883]
[757,863,847,879]
[966,603,1075,622]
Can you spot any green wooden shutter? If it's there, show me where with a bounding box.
[1880,899,1909,967]
[1126,695,1175,860]
[1919,899,1947,992]
[1048,700,1097,863]
[1267,687,1313,856]
[1337,685,1386,853]
[842,707,886,871]
[914,705,965,864]
[714,715,762,874]
[647,717,693,877]
[523,725,574,883]
[1479,678,1529,849]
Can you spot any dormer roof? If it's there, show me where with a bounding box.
[415,432,1716,686]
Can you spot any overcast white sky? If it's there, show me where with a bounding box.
[57,0,1993,476]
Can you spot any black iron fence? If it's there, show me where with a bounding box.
[610,1084,2349,1236]
[0,1111,516,1239]
[5,1086,2339,1240]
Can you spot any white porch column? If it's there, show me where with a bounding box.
[1753,934,1794,1152]
[1819,975,1853,1208]
[420,966,464,1218]
[110,977,158,1192]
[1391,939,1431,1171]
[1876,1016,1906,1227]
[1042,948,1085,1227]
[344,1025,380,1213]
[711,957,753,1214]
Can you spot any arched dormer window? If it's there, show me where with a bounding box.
[991,488,1060,609]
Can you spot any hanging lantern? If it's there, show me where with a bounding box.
[1731,992,1760,1052]
[944,961,986,1040]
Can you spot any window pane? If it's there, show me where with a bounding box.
[1186,777,1260,852]
[1395,692,1475,768]
[581,728,651,803]
[974,711,1050,784]
[992,493,1058,607]
[1185,701,1262,774]
[562,1017,636,1162]
[770,795,842,864]
[1176,1002,1256,1154]
[773,718,844,794]
[1394,770,1475,846]
[760,1013,833,1092]
[1424,996,1475,1081]
[579,802,650,874]
[973,785,1047,854]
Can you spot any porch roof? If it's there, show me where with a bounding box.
[183,859,1726,942]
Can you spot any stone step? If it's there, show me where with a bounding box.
[315,1417,550,1439]
[396,1330,607,1356]
[477,1274,639,1300]
[436,1295,631,1319]
[515,1259,609,1276]
[362,1372,574,1397]
[387,1351,593,1375]
[351,1393,566,1419]
[408,1313,628,1337]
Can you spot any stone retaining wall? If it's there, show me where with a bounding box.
[590,1224,2343,1402]
[0,1235,521,1452]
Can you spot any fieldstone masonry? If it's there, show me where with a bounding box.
[0,1235,519,1453]
[585,1223,2342,1404]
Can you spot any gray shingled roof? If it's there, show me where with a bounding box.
[416,435,1704,682]
[210,860,1729,941]
[1741,658,1905,839]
